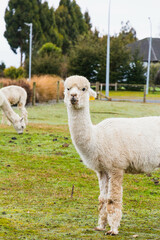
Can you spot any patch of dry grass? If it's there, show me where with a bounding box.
[29,75,64,102]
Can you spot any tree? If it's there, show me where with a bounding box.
[150,63,160,85]
[109,36,131,83]
[68,32,105,82]
[4,0,43,65]
[55,0,89,53]
[4,0,61,66]
[119,21,137,44]
[38,2,63,47]
[125,49,146,85]
[109,22,137,83]
[68,30,133,83]
[84,11,92,31]
[26,43,63,76]
[38,42,62,56]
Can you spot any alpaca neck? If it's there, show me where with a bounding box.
[67,105,93,149]
[1,99,17,124]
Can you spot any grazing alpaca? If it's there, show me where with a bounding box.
[0,91,26,134]
[0,85,28,124]
[64,75,160,235]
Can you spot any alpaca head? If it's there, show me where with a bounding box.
[13,116,26,134]
[64,75,96,109]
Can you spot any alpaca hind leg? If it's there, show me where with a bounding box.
[95,171,109,231]
[22,108,28,124]
[19,105,28,124]
[106,169,123,235]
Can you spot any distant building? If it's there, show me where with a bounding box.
[127,38,160,65]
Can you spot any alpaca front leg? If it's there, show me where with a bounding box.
[106,169,123,235]
[1,111,6,124]
[1,111,11,125]
[95,171,109,231]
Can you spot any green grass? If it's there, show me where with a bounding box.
[0,101,160,239]
[103,90,160,100]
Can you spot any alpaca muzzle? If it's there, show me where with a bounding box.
[71,96,78,105]
[18,132,23,135]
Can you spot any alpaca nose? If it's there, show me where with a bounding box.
[71,93,78,104]
[71,93,77,97]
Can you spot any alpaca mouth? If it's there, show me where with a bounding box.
[71,97,78,105]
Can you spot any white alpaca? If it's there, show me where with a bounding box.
[0,85,28,125]
[64,75,160,235]
[0,91,26,134]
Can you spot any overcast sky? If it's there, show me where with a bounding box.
[1,0,160,68]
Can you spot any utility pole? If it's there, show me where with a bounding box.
[25,23,32,81]
[146,17,152,94]
[105,0,111,97]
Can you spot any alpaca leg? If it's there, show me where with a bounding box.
[106,169,123,235]
[22,108,28,124]
[1,111,11,125]
[95,171,109,231]
[19,105,28,124]
[7,119,12,126]
[1,111,6,124]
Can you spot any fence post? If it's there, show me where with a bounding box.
[32,82,36,106]
[96,82,100,99]
[99,84,103,100]
[143,85,146,103]
[115,82,117,91]
[56,81,60,103]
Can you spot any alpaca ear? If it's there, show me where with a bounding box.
[89,88,97,98]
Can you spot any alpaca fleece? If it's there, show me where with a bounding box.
[1,85,28,125]
[64,75,160,235]
[0,90,26,134]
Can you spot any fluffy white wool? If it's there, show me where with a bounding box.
[1,85,28,124]
[64,75,160,235]
[0,91,26,134]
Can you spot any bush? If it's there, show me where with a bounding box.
[25,54,62,76]
[28,75,64,102]
[38,42,62,56]
[25,43,63,77]
[4,66,25,79]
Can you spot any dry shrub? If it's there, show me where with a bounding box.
[29,75,64,102]
[0,78,32,104]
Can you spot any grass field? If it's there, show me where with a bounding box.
[105,90,160,101]
[0,100,160,240]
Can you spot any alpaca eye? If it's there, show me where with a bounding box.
[82,88,86,91]
[67,88,70,91]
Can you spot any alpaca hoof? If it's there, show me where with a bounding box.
[105,230,118,235]
[94,227,105,231]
